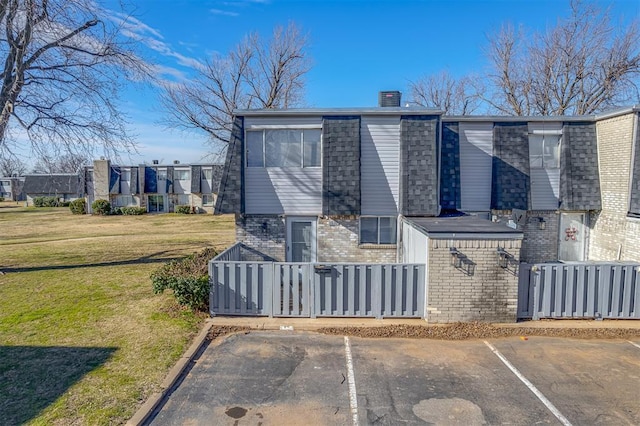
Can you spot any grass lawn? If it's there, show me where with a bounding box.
[0,202,235,425]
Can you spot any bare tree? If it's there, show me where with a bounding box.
[0,155,27,175]
[32,152,89,173]
[161,22,311,154]
[409,70,480,115]
[0,0,148,159]
[485,0,640,115]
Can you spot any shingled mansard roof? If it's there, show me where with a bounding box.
[22,174,81,195]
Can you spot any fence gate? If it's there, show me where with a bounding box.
[517,262,640,320]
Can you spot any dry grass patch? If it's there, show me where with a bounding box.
[0,206,234,425]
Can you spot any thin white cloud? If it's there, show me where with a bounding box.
[210,8,239,17]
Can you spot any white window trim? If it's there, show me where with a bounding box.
[359,216,398,245]
[245,128,322,169]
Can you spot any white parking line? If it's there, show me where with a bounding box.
[484,341,572,426]
[344,336,359,426]
[628,341,640,350]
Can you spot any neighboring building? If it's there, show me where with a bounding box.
[22,174,82,206]
[0,176,25,201]
[85,159,223,214]
[213,92,640,322]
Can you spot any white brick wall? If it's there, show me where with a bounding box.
[427,238,521,323]
[590,113,640,261]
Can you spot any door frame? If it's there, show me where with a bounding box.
[286,216,317,262]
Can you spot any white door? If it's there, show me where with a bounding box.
[558,213,586,261]
[286,217,317,262]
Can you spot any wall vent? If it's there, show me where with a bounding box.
[379,91,401,107]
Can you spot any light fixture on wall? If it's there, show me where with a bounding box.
[450,247,462,268]
[497,246,518,274]
[538,217,546,230]
[450,247,475,275]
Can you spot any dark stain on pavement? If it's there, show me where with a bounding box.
[225,406,247,419]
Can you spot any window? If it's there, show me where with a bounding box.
[114,195,135,207]
[174,170,190,180]
[157,170,167,181]
[529,133,561,169]
[202,194,214,205]
[120,170,131,181]
[246,128,321,168]
[148,195,165,212]
[360,217,397,244]
[202,168,213,180]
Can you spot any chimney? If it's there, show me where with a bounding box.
[379,91,401,107]
[152,160,159,165]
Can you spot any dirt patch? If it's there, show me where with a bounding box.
[207,325,251,341]
[317,322,640,340]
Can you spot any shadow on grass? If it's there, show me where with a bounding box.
[0,345,117,424]
[1,251,181,273]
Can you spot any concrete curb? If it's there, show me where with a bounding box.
[126,319,214,426]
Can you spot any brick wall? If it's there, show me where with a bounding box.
[590,113,640,261]
[427,238,521,323]
[490,210,558,262]
[317,216,396,263]
[235,215,285,261]
[93,159,110,201]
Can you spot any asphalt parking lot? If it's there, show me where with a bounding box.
[148,331,640,425]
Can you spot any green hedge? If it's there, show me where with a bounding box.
[175,205,193,214]
[91,199,111,215]
[33,196,59,207]
[120,206,146,215]
[69,199,86,215]
[151,247,218,311]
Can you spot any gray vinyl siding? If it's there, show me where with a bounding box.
[244,116,323,129]
[459,122,493,211]
[361,116,400,215]
[244,168,322,214]
[244,116,323,215]
[529,122,561,210]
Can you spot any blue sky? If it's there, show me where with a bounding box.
[111,0,640,165]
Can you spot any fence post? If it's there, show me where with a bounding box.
[532,265,541,320]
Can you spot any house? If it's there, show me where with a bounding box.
[85,159,223,214]
[22,174,82,206]
[0,176,25,201]
[212,92,640,322]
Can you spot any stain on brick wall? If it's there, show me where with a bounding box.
[427,238,521,323]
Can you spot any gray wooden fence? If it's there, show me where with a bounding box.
[210,259,426,319]
[518,262,640,320]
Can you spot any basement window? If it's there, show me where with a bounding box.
[360,217,397,244]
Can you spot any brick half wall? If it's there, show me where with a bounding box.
[427,238,521,323]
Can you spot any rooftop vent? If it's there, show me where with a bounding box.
[173,160,180,164]
[379,91,401,107]
[152,159,159,165]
